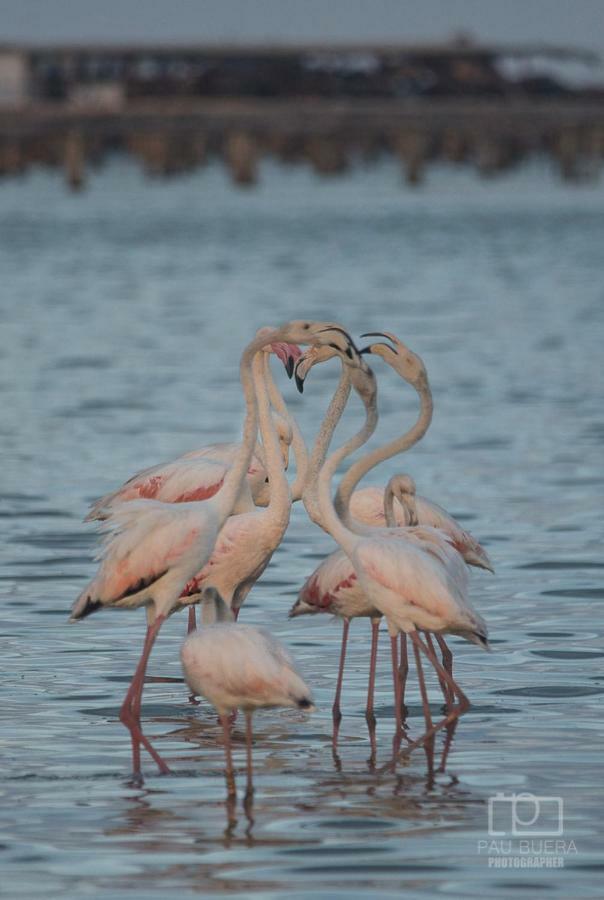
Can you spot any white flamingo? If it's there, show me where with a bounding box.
[70,321,358,780]
[181,588,313,798]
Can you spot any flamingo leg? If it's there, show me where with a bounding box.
[244,711,254,801]
[398,633,409,712]
[396,631,469,759]
[220,713,237,797]
[425,632,449,705]
[435,634,455,708]
[332,619,349,748]
[186,606,201,704]
[365,620,380,761]
[119,614,171,777]
[390,635,404,758]
[412,636,435,777]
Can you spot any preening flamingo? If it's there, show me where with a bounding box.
[181,588,313,798]
[350,484,493,572]
[70,321,358,779]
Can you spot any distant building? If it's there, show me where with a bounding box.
[0,40,601,109]
[0,49,30,107]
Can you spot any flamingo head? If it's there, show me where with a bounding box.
[386,473,419,526]
[255,327,303,378]
[360,331,429,391]
[273,321,368,370]
[293,343,376,400]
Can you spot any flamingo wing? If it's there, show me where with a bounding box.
[73,500,213,617]
[86,456,233,521]
[349,486,493,571]
[291,548,373,617]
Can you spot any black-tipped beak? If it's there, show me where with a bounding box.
[285,356,295,379]
[360,332,398,354]
[295,371,305,394]
[317,325,361,356]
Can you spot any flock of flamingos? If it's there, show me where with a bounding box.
[70,320,493,798]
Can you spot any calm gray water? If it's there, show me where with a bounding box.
[1,158,603,899]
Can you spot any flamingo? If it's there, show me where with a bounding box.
[70,321,358,779]
[85,340,301,522]
[292,332,433,743]
[86,336,302,636]
[181,588,313,799]
[173,348,305,621]
[309,344,489,763]
[291,333,492,740]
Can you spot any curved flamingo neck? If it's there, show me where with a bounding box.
[212,333,274,526]
[302,368,352,526]
[315,389,378,554]
[256,354,290,523]
[334,379,433,527]
[263,355,309,503]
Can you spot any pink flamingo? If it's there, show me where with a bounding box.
[291,333,491,751]
[309,345,489,763]
[181,588,314,800]
[70,321,357,780]
[175,339,372,627]
[86,338,302,635]
[86,341,300,522]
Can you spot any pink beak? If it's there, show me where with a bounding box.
[270,342,302,377]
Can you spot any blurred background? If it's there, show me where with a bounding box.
[1,3,603,899]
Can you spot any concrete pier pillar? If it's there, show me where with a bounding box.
[0,138,25,177]
[64,131,85,190]
[224,132,258,186]
[393,131,428,185]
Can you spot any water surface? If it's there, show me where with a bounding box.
[1,158,603,899]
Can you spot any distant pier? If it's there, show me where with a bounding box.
[0,41,602,189]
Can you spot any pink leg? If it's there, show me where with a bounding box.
[390,635,404,758]
[435,634,455,707]
[365,620,380,762]
[332,619,349,748]
[399,633,409,712]
[244,711,254,801]
[119,614,171,777]
[425,632,449,705]
[186,606,200,704]
[412,636,435,777]
[400,632,470,756]
[220,713,236,797]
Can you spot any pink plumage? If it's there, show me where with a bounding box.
[349,486,493,571]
